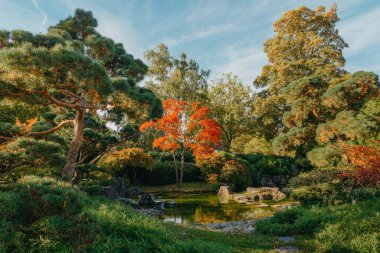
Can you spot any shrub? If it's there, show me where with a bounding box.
[148,151,195,163]
[246,155,293,175]
[219,160,252,191]
[97,148,153,179]
[137,161,201,185]
[291,184,335,203]
[196,151,234,177]
[289,168,341,188]
[78,178,116,196]
[343,144,380,187]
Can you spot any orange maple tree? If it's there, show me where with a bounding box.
[140,99,222,185]
[343,142,380,187]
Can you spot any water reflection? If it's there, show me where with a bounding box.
[160,193,274,225]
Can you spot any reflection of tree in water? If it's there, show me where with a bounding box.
[194,206,226,223]
[162,194,275,224]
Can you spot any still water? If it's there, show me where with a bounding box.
[158,193,275,225]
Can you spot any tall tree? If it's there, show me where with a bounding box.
[140,99,221,185]
[208,73,254,151]
[144,43,210,103]
[273,72,379,167]
[253,5,348,141]
[0,9,161,179]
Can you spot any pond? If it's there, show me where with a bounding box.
[157,193,278,225]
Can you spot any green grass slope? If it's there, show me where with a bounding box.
[0,176,278,253]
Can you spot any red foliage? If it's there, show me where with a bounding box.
[344,143,380,187]
[139,99,222,158]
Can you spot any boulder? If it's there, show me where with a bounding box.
[165,200,176,206]
[275,246,299,253]
[273,175,287,186]
[100,186,118,200]
[154,199,165,210]
[113,177,126,197]
[246,187,286,201]
[278,236,295,243]
[138,193,156,206]
[259,176,275,187]
[232,194,249,204]
[217,186,232,197]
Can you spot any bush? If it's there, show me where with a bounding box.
[0,176,86,223]
[78,178,116,196]
[219,160,252,191]
[289,168,380,204]
[291,184,335,203]
[289,167,341,188]
[241,154,294,175]
[137,161,201,185]
[197,152,301,188]
[196,152,248,180]
[97,148,153,179]
[148,151,195,163]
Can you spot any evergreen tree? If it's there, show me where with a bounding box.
[0,9,161,178]
[253,5,348,141]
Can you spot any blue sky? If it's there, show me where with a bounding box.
[0,0,379,85]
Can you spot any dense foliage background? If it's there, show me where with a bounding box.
[0,4,379,253]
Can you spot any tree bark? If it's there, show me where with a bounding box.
[179,151,185,185]
[62,96,86,179]
[173,154,179,186]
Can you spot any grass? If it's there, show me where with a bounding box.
[138,182,216,194]
[0,176,282,252]
[256,198,380,252]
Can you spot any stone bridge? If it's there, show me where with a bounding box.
[217,186,286,204]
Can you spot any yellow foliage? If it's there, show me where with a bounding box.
[97,148,153,175]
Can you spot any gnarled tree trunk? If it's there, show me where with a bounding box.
[62,96,86,179]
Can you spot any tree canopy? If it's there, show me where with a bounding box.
[144,43,210,103]
[208,73,254,151]
[253,5,348,141]
[0,9,161,179]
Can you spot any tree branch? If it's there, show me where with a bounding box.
[56,89,81,100]
[27,120,74,136]
[42,91,80,109]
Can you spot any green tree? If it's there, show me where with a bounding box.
[144,43,210,103]
[208,73,254,151]
[0,9,161,179]
[230,135,274,155]
[253,5,348,141]
[273,72,379,167]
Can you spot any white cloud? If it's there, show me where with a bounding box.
[339,6,380,55]
[31,0,48,29]
[164,22,239,46]
[212,43,268,87]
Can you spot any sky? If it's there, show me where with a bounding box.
[0,0,379,86]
